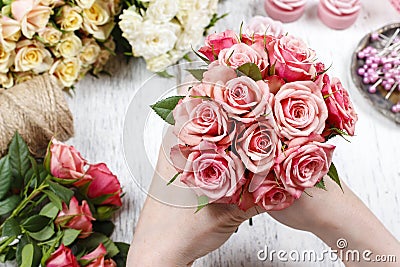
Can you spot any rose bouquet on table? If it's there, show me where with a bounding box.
[0,133,128,266]
[151,25,358,211]
[118,0,224,73]
[0,0,119,89]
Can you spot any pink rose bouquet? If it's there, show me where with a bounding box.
[0,0,119,89]
[0,133,129,267]
[151,25,358,212]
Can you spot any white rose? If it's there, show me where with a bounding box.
[79,38,101,66]
[76,0,95,9]
[0,72,13,88]
[14,40,53,73]
[175,28,203,51]
[50,57,81,87]
[82,1,114,40]
[119,7,143,40]
[56,33,82,58]
[0,44,15,73]
[177,10,211,30]
[57,5,83,32]
[38,26,62,45]
[129,20,180,59]
[146,53,173,72]
[146,0,178,23]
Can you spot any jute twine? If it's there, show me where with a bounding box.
[0,74,74,157]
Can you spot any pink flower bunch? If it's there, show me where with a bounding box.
[165,27,358,212]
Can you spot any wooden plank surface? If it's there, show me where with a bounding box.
[39,0,400,266]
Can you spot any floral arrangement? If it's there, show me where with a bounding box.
[118,0,221,73]
[0,133,128,266]
[151,25,358,211]
[0,0,119,89]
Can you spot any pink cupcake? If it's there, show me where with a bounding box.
[264,0,307,23]
[318,0,361,30]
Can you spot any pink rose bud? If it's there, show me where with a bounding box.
[81,243,117,267]
[46,244,79,267]
[55,197,95,238]
[86,163,123,207]
[199,30,239,62]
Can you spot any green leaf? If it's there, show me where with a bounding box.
[0,195,21,215]
[314,178,327,190]
[22,215,51,232]
[0,156,11,200]
[113,242,130,267]
[40,202,60,219]
[327,162,343,192]
[2,218,21,237]
[47,181,74,205]
[0,246,16,262]
[167,173,180,186]
[43,190,63,210]
[150,96,184,125]
[61,229,81,246]
[195,195,209,213]
[92,221,115,237]
[20,244,34,267]
[156,70,174,78]
[191,45,210,64]
[8,132,31,184]
[185,69,207,81]
[76,233,119,258]
[28,225,55,241]
[237,63,263,81]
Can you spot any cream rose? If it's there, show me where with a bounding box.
[146,0,178,23]
[0,44,15,73]
[57,5,83,32]
[14,40,53,73]
[145,54,173,73]
[79,38,100,66]
[56,33,83,58]
[76,0,95,9]
[0,72,14,88]
[38,26,62,46]
[82,1,114,40]
[50,57,81,87]
[0,16,21,52]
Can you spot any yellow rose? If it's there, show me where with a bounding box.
[38,26,62,46]
[0,43,14,73]
[56,33,82,58]
[0,72,13,88]
[82,1,114,40]
[79,38,100,66]
[57,5,83,32]
[76,0,95,9]
[50,57,81,87]
[14,39,53,73]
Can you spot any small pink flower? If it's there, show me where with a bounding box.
[272,81,328,140]
[214,76,271,123]
[86,163,123,207]
[252,173,294,211]
[274,136,335,198]
[272,35,317,82]
[320,75,358,136]
[81,243,116,267]
[170,141,245,202]
[199,30,238,62]
[46,244,79,267]
[55,197,95,238]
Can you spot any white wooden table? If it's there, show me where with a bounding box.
[65,0,400,266]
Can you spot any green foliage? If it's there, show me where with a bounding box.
[237,63,263,81]
[150,96,185,125]
[315,178,327,190]
[195,195,209,213]
[8,132,31,187]
[327,162,343,192]
[186,69,207,81]
[0,156,11,200]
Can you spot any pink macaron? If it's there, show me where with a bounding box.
[318,0,361,30]
[264,0,307,23]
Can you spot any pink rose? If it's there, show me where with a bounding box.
[11,0,52,38]
[245,16,284,37]
[55,197,95,238]
[46,244,79,267]
[199,30,238,62]
[272,81,328,140]
[202,61,237,85]
[218,43,268,73]
[252,173,294,211]
[48,140,92,187]
[234,117,279,176]
[321,75,358,136]
[81,243,116,267]
[272,35,317,82]
[274,136,335,198]
[173,97,236,147]
[214,76,271,123]
[86,163,123,207]
[170,141,245,202]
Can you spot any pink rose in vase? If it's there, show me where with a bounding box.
[199,30,238,62]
